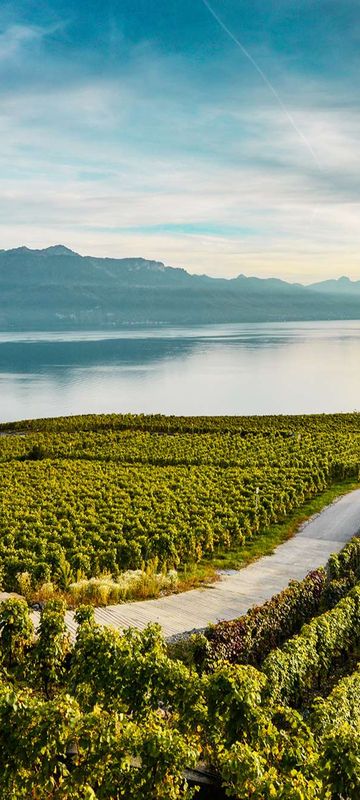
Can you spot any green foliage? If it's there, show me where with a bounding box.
[0,686,198,799]
[327,535,360,581]
[320,724,360,799]
[263,584,360,707]
[0,412,359,591]
[56,554,75,591]
[0,686,81,798]
[310,665,360,751]
[205,662,267,746]
[74,604,95,626]
[70,619,206,734]
[21,442,47,461]
[2,409,360,434]
[0,597,33,668]
[218,735,324,799]
[0,596,358,797]
[204,663,324,798]
[167,633,211,672]
[32,599,70,697]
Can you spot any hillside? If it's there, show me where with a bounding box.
[0,245,360,329]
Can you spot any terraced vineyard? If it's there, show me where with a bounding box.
[0,412,360,796]
[0,412,360,595]
[0,537,359,796]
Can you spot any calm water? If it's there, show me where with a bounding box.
[0,321,360,422]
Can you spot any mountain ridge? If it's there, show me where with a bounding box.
[310,275,360,294]
[0,245,359,329]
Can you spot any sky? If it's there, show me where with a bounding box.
[0,0,359,282]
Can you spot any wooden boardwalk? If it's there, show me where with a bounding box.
[31,488,360,638]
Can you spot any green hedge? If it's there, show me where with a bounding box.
[263,584,360,707]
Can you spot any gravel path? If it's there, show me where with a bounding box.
[32,488,360,639]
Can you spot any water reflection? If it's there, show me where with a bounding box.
[0,321,359,421]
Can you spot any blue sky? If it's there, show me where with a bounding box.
[1,0,359,281]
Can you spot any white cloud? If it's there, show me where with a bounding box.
[0,52,359,282]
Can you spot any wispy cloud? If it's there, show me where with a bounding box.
[0,18,65,64]
[0,24,41,61]
[0,0,359,281]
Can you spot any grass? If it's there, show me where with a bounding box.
[20,563,180,609]
[175,478,360,592]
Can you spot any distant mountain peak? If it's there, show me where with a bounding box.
[41,245,78,256]
[7,246,33,254]
[5,244,78,257]
[310,275,360,295]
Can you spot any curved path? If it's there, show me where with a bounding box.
[37,488,360,639]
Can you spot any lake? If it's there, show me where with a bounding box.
[0,320,360,422]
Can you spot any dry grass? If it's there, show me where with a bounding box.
[17,561,180,608]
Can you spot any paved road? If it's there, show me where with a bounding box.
[32,488,360,639]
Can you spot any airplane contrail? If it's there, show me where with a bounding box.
[200,0,321,169]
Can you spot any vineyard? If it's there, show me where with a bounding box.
[0,412,360,595]
[0,537,358,797]
[0,412,359,796]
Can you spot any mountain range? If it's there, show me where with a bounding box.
[1,245,360,329]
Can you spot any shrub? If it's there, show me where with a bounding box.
[204,569,326,668]
[263,584,360,707]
